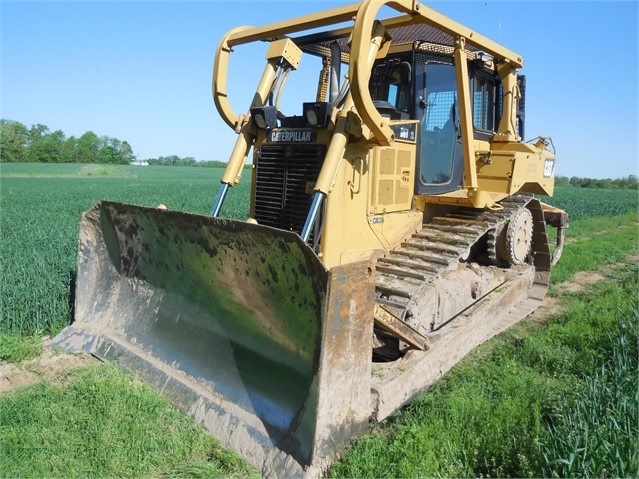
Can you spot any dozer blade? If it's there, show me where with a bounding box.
[50,201,375,478]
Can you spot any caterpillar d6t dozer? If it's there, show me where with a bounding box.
[51,1,569,477]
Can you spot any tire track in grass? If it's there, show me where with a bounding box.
[532,252,638,325]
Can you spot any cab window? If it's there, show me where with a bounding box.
[370,58,412,119]
[420,63,457,185]
[472,74,497,132]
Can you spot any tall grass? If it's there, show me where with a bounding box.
[0,164,250,337]
[0,332,43,362]
[540,309,638,478]
[549,210,638,286]
[542,186,638,220]
[1,165,636,338]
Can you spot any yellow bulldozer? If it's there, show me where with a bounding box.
[51,1,569,477]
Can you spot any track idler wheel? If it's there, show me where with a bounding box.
[493,207,534,265]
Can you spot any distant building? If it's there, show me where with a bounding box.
[132,159,149,166]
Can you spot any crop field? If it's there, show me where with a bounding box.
[1,162,637,337]
[1,162,637,478]
[538,185,639,221]
[0,163,249,336]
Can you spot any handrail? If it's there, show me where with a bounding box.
[211,0,524,140]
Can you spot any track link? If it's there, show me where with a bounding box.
[374,193,551,323]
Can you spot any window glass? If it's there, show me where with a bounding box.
[472,75,496,131]
[420,64,457,185]
[370,59,412,117]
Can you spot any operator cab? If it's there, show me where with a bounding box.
[367,41,515,197]
[370,53,464,195]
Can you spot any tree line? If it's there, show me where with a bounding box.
[0,119,135,164]
[1,119,636,188]
[0,119,229,168]
[555,175,638,190]
[145,156,228,168]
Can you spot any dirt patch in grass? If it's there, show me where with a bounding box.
[526,252,637,325]
[566,253,638,295]
[562,271,607,293]
[530,296,563,323]
[0,347,95,394]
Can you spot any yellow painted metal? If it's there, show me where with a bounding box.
[495,62,521,142]
[313,21,388,195]
[212,0,524,150]
[454,37,477,194]
[266,38,302,69]
[318,136,423,268]
[349,4,399,146]
[219,124,253,186]
[212,27,252,130]
[368,133,418,215]
[209,0,560,259]
[217,39,301,185]
[313,95,356,196]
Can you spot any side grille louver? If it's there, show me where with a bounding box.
[254,144,325,235]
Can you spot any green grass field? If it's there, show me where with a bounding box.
[1,163,637,478]
[1,163,636,337]
[0,163,250,336]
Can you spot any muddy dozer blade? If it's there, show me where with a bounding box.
[50,201,375,478]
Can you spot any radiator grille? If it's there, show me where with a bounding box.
[254,144,325,234]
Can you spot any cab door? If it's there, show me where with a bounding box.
[415,62,463,195]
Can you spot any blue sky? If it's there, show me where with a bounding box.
[2,1,637,179]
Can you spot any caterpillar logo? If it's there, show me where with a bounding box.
[543,158,556,178]
[267,129,316,143]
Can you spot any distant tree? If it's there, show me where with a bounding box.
[566,174,638,190]
[98,136,119,164]
[199,160,228,168]
[62,136,80,163]
[120,141,135,164]
[175,156,196,167]
[600,178,614,189]
[77,131,101,163]
[28,123,50,142]
[28,130,66,163]
[147,155,202,166]
[95,137,135,164]
[613,175,639,190]
[1,118,138,165]
[0,119,29,162]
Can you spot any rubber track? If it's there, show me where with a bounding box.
[374,193,551,321]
